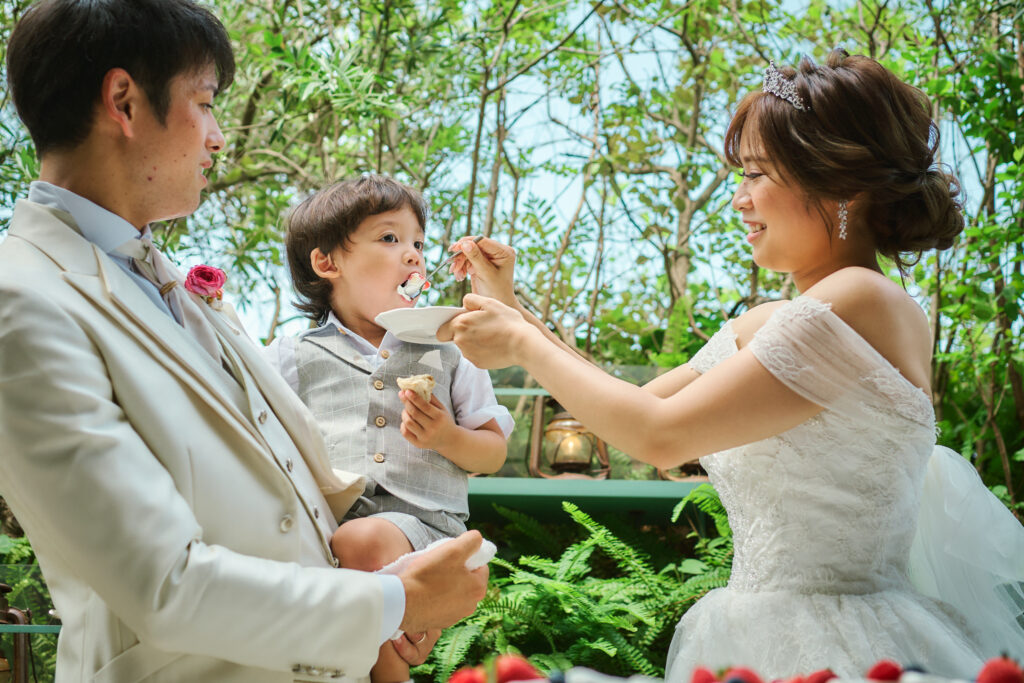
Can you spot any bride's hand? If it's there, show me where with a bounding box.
[438,294,539,369]
[447,237,517,307]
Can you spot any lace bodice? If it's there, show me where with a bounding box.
[692,296,935,594]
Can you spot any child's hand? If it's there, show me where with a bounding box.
[398,389,457,452]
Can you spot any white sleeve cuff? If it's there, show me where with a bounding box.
[457,404,515,437]
[376,573,405,646]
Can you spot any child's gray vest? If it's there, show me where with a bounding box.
[294,327,468,517]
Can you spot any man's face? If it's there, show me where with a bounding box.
[132,64,224,224]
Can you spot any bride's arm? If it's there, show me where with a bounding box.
[450,237,772,400]
[444,269,924,469]
[445,294,820,469]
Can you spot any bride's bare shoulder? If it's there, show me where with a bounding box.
[728,268,932,392]
[804,267,928,337]
[805,267,933,390]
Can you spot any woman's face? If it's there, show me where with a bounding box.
[731,127,836,286]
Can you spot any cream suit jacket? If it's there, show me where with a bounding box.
[0,200,380,682]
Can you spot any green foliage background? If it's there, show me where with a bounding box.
[1,0,1022,677]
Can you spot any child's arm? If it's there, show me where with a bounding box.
[397,391,507,474]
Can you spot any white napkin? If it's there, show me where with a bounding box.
[376,536,497,640]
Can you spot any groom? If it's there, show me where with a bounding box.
[0,1,487,681]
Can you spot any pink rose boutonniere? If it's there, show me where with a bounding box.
[184,264,226,305]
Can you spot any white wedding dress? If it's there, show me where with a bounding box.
[665,296,1024,681]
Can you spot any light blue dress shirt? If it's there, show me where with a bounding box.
[27,181,174,318]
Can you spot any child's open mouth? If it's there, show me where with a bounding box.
[397,273,431,302]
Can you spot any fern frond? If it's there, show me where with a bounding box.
[431,622,483,682]
[673,484,731,538]
[493,504,567,556]
[562,502,661,594]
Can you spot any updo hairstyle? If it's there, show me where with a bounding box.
[724,48,964,271]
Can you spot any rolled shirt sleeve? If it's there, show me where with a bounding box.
[451,356,514,437]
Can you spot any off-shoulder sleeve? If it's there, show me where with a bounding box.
[687,320,738,374]
[747,296,933,427]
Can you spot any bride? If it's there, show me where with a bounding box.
[438,49,1024,679]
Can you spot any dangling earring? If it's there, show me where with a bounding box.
[837,200,849,240]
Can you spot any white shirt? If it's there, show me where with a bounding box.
[264,310,515,437]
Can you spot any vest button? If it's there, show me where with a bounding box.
[373,380,385,390]
[380,349,390,359]
[373,453,385,463]
[279,514,294,532]
[374,416,386,427]
[257,410,268,424]
[285,458,294,472]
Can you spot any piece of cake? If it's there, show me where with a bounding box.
[396,374,435,402]
[397,273,431,302]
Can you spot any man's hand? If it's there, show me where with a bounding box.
[398,390,456,452]
[397,530,488,634]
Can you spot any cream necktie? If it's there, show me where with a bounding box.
[114,236,224,362]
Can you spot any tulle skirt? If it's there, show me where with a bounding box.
[665,446,1024,682]
[665,584,983,681]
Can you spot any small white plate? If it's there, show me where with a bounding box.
[375,306,465,344]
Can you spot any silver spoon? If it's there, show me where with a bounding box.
[398,235,483,301]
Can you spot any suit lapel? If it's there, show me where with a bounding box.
[11,202,267,451]
[197,300,366,517]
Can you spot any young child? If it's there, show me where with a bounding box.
[264,174,513,683]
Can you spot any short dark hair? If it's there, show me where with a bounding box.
[7,0,235,156]
[724,48,964,272]
[285,175,429,324]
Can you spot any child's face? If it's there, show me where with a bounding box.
[329,206,426,324]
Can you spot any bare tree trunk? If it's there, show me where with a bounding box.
[482,89,507,239]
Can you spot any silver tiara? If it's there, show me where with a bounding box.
[763,61,806,111]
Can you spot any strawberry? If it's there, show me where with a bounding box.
[449,666,486,683]
[691,667,718,683]
[803,669,837,683]
[977,656,1024,683]
[495,654,543,683]
[776,677,805,683]
[722,666,766,683]
[866,660,903,681]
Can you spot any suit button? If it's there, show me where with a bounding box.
[286,458,294,472]
[374,416,386,427]
[279,514,294,532]
[257,410,268,424]
[332,556,340,568]
[373,453,385,463]
[373,380,385,390]
[380,349,390,359]
[314,507,320,519]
